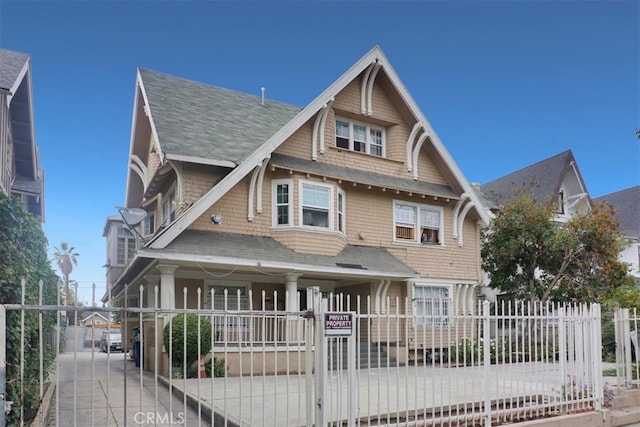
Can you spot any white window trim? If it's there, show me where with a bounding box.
[337,189,346,235]
[272,178,293,227]
[392,200,444,246]
[335,116,386,157]
[204,280,251,310]
[411,279,453,329]
[162,185,176,225]
[299,179,334,230]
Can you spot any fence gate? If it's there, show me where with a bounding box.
[308,286,357,427]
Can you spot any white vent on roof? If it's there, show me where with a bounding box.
[261,87,265,106]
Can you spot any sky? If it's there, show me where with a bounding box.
[1,1,638,305]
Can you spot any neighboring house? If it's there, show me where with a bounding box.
[481,149,591,221]
[0,48,44,220]
[105,46,491,375]
[103,215,137,301]
[594,186,640,283]
[81,312,110,328]
[479,150,592,302]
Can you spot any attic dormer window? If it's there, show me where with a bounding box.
[557,190,565,214]
[335,118,385,157]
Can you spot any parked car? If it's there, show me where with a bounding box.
[100,331,123,353]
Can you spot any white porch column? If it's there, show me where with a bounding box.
[158,264,178,312]
[285,273,302,311]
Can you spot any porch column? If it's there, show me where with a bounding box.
[285,273,302,311]
[145,276,159,310]
[158,264,178,312]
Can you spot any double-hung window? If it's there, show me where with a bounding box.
[335,118,385,157]
[115,226,136,265]
[413,284,450,328]
[272,179,292,226]
[393,201,443,245]
[162,188,176,225]
[143,212,155,236]
[300,182,332,228]
[337,190,345,233]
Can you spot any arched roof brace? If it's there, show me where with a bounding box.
[456,201,475,247]
[311,98,334,160]
[405,122,423,172]
[255,157,270,214]
[452,193,469,239]
[412,131,431,180]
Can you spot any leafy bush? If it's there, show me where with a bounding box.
[450,337,505,365]
[163,313,212,374]
[205,357,226,377]
[0,192,59,424]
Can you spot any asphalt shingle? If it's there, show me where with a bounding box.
[0,48,29,92]
[594,186,640,238]
[161,230,417,276]
[139,69,302,165]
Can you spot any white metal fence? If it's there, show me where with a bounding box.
[1,283,605,426]
[614,307,640,389]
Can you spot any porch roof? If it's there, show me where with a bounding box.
[270,153,459,200]
[142,230,418,278]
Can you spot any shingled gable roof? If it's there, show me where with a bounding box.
[481,150,588,205]
[0,48,29,92]
[147,45,491,249]
[594,185,640,238]
[140,230,417,279]
[137,68,302,165]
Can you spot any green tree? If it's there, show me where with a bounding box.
[53,241,78,306]
[481,188,633,305]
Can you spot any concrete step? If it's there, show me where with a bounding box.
[610,406,640,427]
[613,390,640,410]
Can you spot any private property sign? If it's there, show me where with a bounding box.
[324,312,354,337]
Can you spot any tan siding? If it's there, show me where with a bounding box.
[146,150,161,187]
[182,164,221,206]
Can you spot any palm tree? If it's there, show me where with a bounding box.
[53,242,79,306]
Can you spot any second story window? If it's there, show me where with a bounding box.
[301,182,331,228]
[393,201,443,246]
[272,179,292,226]
[335,118,385,157]
[116,227,136,265]
[143,212,155,236]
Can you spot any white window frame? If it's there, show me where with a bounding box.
[143,211,155,236]
[115,226,136,266]
[272,179,293,227]
[412,281,452,329]
[204,281,251,310]
[335,117,386,157]
[337,189,346,234]
[162,186,176,225]
[299,180,334,230]
[393,200,444,246]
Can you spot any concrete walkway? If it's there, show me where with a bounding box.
[49,327,621,426]
[49,326,210,427]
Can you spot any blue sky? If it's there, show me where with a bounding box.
[1,1,638,304]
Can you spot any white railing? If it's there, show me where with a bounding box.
[0,282,605,427]
[614,307,640,388]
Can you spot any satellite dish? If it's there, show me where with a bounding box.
[117,207,147,226]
